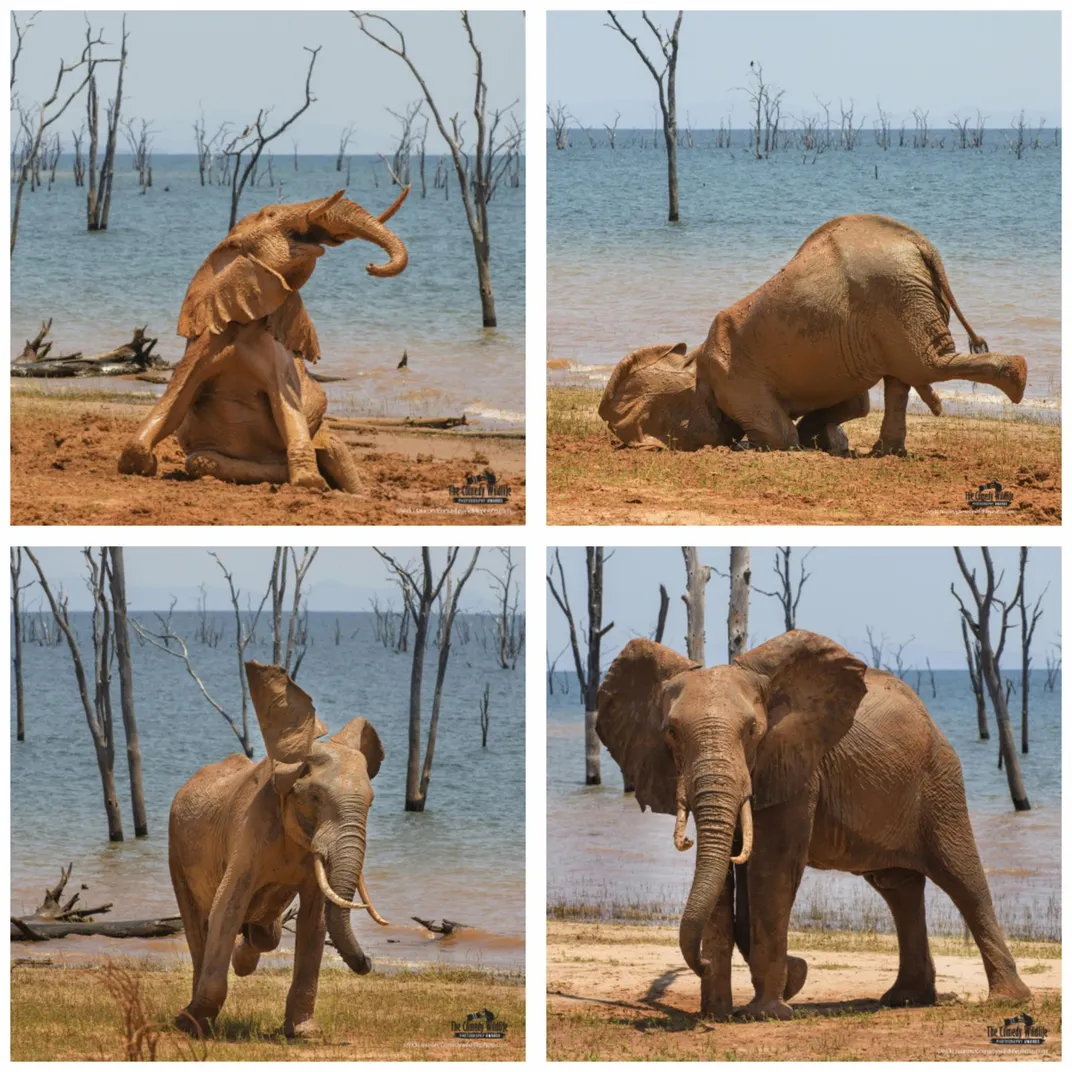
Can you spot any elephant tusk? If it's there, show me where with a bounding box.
[673,799,693,852]
[358,872,390,927]
[314,857,369,911]
[730,797,753,865]
[376,185,411,224]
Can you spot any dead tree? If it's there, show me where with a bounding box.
[654,583,669,643]
[1016,548,1046,755]
[106,548,147,837]
[356,12,523,328]
[912,107,929,149]
[483,547,524,670]
[123,117,154,192]
[377,547,481,810]
[379,101,422,186]
[839,99,863,150]
[222,45,320,230]
[1006,111,1027,159]
[71,122,86,185]
[740,62,783,160]
[85,16,128,232]
[874,100,892,149]
[952,548,1030,811]
[681,548,710,663]
[753,547,812,631]
[606,11,683,222]
[11,549,29,741]
[479,683,490,747]
[282,548,318,677]
[25,549,124,841]
[547,102,571,149]
[925,657,937,699]
[961,617,989,739]
[10,18,116,253]
[883,638,914,681]
[864,626,886,669]
[727,548,751,662]
[547,548,612,786]
[1044,643,1061,691]
[604,111,621,148]
[336,122,356,171]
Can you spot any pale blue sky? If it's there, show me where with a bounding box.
[546,547,1060,670]
[18,547,525,615]
[548,11,1060,129]
[12,11,525,155]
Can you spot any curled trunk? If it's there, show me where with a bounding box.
[316,810,372,975]
[329,201,408,278]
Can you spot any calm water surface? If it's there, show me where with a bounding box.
[12,155,525,428]
[548,670,1060,940]
[12,612,525,970]
[547,131,1060,416]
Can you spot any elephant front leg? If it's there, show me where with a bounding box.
[284,885,327,1039]
[118,334,228,477]
[313,428,364,494]
[699,864,734,1020]
[265,348,329,492]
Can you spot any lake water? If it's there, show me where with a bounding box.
[547,130,1060,418]
[547,669,1060,941]
[11,611,525,972]
[12,154,525,428]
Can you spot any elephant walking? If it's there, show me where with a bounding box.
[596,630,1030,1021]
[119,188,409,492]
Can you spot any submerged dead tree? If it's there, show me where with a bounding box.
[547,548,613,786]
[960,617,988,739]
[1016,548,1046,755]
[952,548,1030,811]
[356,12,523,328]
[377,547,481,811]
[85,16,128,232]
[606,10,682,222]
[11,549,28,741]
[753,547,812,631]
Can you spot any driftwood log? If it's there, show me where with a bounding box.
[11,916,184,941]
[12,322,169,378]
[411,916,469,936]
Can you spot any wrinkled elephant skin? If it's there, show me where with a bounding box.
[596,630,1031,1020]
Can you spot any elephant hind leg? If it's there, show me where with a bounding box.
[796,392,869,455]
[313,430,364,494]
[864,869,936,1006]
[925,351,1027,404]
[186,450,290,486]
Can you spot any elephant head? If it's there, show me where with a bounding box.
[178,187,410,362]
[245,660,388,975]
[598,342,739,450]
[596,631,867,980]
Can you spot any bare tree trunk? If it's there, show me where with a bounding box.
[654,583,669,643]
[11,549,25,742]
[727,548,751,662]
[405,554,432,810]
[271,548,286,665]
[961,617,988,739]
[106,548,147,837]
[584,548,609,786]
[681,548,709,664]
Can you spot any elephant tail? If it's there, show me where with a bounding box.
[916,240,989,356]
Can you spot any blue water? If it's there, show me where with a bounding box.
[11,611,525,969]
[548,669,1060,940]
[12,154,525,427]
[547,130,1060,415]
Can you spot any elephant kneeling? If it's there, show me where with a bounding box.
[169,661,389,1038]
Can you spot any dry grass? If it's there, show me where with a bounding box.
[547,386,1061,525]
[11,960,525,1061]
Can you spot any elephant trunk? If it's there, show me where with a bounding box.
[315,804,373,975]
[678,765,750,979]
[322,198,409,278]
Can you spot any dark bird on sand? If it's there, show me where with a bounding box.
[397,350,408,369]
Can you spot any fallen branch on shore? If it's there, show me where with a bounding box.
[330,415,470,431]
[12,323,169,378]
[11,916,184,941]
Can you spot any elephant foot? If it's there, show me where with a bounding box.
[289,452,330,492]
[880,980,937,1008]
[735,998,794,1022]
[987,977,1032,1003]
[284,1017,323,1041]
[175,1007,212,1037]
[870,439,907,458]
[784,955,808,1001]
[699,999,733,1023]
[118,441,157,477]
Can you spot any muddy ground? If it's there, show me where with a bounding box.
[547,387,1060,526]
[11,394,524,525]
[548,922,1061,1061]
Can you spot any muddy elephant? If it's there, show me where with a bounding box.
[118,188,409,492]
[596,630,1030,1021]
[602,215,1026,456]
[169,661,388,1038]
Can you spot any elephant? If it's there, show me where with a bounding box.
[596,630,1030,1022]
[602,215,1026,456]
[168,660,388,1038]
[118,187,409,492]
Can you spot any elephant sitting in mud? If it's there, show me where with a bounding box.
[118,188,410,492]
[169,661,388,1038]
[600,215,1026,456]
[596,630,1030,1021]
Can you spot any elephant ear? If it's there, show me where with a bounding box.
[265,291,321,363]
[331,717,385,780]
[735,631,868,811]
[596,638,699,815]
[178,244,293,339]
[244,660,328,764]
